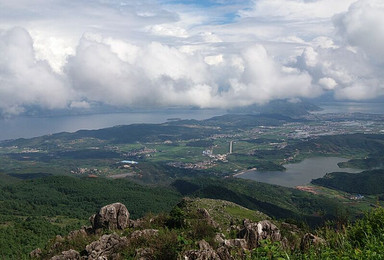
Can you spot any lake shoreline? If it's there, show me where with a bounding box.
[236,157,360,188]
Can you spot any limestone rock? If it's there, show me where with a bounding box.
[50,249,80,260]
[129,218,146,228]
[197,208,219,228]
[91,202,129,230]
[198,240,212,251]
[67,226,92,240]
[183,240,220,260]
[216,246,233,260]
[85,234,128,260]
[300,233,326,251]
[238,219,281,249]
[135,247,154,260]
[257,220,281,241]
[214,233,225,245]
[130,229,159,240]
[197,208,211,219]
[30,248,42,259]
[223,239,248,250]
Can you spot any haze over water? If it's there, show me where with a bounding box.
[0,102,383,141]
[0,109,225,141]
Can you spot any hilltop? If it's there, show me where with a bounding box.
[30,199,310,259]
[32,199,384,259]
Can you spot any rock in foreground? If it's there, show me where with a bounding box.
[90,202,129,230]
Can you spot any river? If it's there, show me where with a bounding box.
[236,157,361,188]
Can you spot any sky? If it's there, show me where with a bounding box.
[0,0,383,116]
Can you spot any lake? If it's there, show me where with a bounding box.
[0,109,225,141]
[237,157,361,188]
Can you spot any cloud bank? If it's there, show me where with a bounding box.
[0,0,383,116]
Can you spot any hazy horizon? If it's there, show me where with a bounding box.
[1,101,383,141]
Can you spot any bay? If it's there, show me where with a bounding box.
[0,109,225,141]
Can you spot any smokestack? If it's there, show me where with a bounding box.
[229,141,233,154]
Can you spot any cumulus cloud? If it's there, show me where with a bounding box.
[295,41,384,100]
[334,0,384,63]
[221,45,317,105]
[0,27,71,115]
[64,32,319,109]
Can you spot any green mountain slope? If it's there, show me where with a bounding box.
[312,169,384,195]
[172,177,345,225]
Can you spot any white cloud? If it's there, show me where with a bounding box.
[146,24,189,38]
[0,27,71,116]
[204,55,224,65]
[318,77,337,90]
[1,0,384,116]
[334,0,384,63]
[241,0,357,20]
[295,42,384,100]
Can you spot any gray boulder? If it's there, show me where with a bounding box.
[300,233,326,251]
[223,239,248,250]
[135,247,154,260]
[257,220,281,241]
[50,249,80,260]
[85,234,128,260]
[238,219,281,249]
[183,240,220,260]
[30,248,42,259]
[216,246,233,260]
[90,202,129,230]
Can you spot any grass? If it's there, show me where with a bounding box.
[179,198,269,236]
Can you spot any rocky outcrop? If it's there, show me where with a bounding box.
[197,208,219,229]
[223,239,248,250]
[130,229,159,240]
[183,240,234,260]
[50,249,80,260]
[68,226,93,239]
[183,240,220,260]
[32,201,290,260]
[85,234,129,260]
[90,202,129,230]
[129,218,147,228]
[216,246,233,260]
[257,220,281,241]
[30,248,42,258]
[214,233,225,244]
[238,219,281,249]
[300,233,326,251]
[135,247,154,260]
